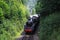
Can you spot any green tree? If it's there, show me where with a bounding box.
[0,0,28,40]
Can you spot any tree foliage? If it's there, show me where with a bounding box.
[36,0,60,17]
[39,13,60,40]
[36,0,60,40]
[0,0,28,40]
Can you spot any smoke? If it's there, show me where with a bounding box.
[25,0,38,14]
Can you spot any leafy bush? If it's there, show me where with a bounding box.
[39,13,60,40]
[36,0,60,40]
[0,0,28,40]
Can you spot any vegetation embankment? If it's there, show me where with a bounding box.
[0,0,29,40]
[36,0,60,40]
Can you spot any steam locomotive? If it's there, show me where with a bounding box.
[24,14,40,35]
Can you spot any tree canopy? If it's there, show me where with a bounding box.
[0,0,29,40]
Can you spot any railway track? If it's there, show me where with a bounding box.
[16,34,39,40]
[22,35,34,40]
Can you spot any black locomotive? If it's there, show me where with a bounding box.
[24,14,40,35]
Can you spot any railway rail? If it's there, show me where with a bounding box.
[22,35,34,40]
